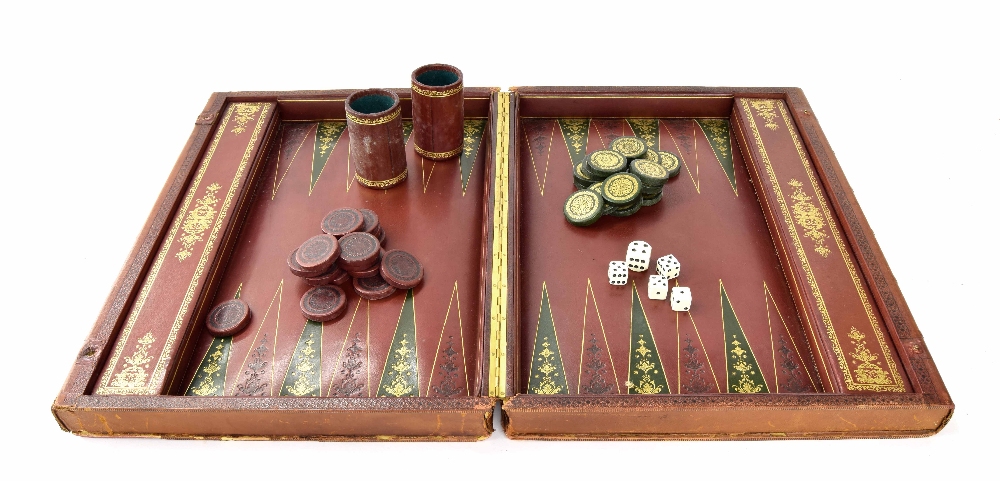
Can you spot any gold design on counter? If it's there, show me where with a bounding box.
[415,144,462,159]
[109,332,155,390]
[231,104,261,135]
[382,335,416,397]
[346,108,400,126]
[565,190,602,223]
[603,174,639,200]
[355,169,408,189]
[749,99,779,130]
[610,136,645,156]
[848,327,893,385]
[786,179,831,257]
[175,183,221,261]
[411,84,463,98]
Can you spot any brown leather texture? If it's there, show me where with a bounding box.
[411,64,464,160]
[345,89,408,188]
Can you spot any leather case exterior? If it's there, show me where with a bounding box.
[52,87,951,441]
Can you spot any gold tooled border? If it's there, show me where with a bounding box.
[741,98,904,392]
[97,103,238,395]
[414,144,462,159]
[488,92,510,398]
[412,84,463,98]
[151,103,272,392]
[355,169,408,189]
[776,101,905,391]
[346,108,400,126]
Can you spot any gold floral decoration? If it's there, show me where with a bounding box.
[848,327,893,385]
[175,183,221,261]
[230,104,261,135]
[532,338,564,395]
[286,335,319,396]
[749,99,779,130]
[629,119,658,148]
[729,338,764,393]
[382,335,416,397]
[787,179,831,257]
[625,336,664,394]
[190,342,225,396]
[560,119,588,158]
[110,332,155,389]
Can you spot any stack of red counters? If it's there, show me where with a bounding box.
[288,206,423,319]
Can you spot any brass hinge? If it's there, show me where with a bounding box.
[488,92,511,399]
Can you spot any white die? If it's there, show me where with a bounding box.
[608,261,628,285]
[656,254,681,279]
[626,240,651,272]
[670,286,692,311]
[647,275,669,300]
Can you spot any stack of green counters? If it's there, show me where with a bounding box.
[563,135,682,227]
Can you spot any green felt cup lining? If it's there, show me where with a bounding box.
[349,94,396,114]
[415,69,459,87]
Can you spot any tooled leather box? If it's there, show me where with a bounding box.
[52,86,952,440]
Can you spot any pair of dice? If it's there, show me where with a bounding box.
[608,241,691,311]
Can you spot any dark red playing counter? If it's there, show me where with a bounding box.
[205,299,251,337]
[353,274,396,300]
[321,208,364,237]
[299,285,347,322]
[380,249,424,289]
[303,263,344,286]
[287,248,323,277]
[294,234,340,271]
[359,208,380,234]
[338,232,380,269]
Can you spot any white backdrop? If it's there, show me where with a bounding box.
[2,1,995,478]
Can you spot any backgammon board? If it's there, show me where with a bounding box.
[52,87,952,440]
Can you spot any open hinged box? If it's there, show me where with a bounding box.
[53,86,952,440]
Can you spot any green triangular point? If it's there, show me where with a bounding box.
[558,119,590,169]
[310,121,346,192]
[528,283,568,395]
[722,281,768,393]
[279,321,323,396]
[696,119,736,193]
[378,289,419,397]
[626,119,660,152]
[402,120,414,146]
[627,283,669,394]
[460,119,486,192]
[185,336,232,396]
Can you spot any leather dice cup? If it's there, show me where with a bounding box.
[411,63,464,161]
[345,88,408,189]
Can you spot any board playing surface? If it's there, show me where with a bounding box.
[181,117,491,398]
